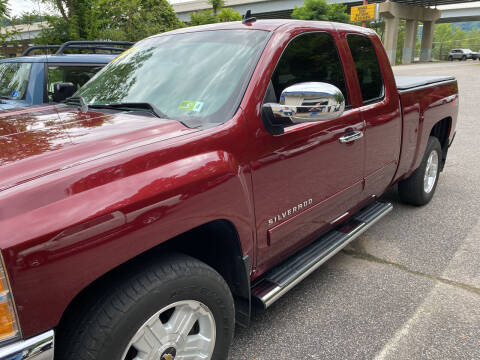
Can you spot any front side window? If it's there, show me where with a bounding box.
[75,30,270,128]
[347,34,384,104]
[47,65,103,102]
[267,32,349,105]
[0,62,32,100]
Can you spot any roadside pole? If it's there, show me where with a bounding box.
[362,0,367,27]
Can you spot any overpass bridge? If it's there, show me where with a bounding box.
[172,0,480,23]
[438,5,480,22]
[171,0,480,64]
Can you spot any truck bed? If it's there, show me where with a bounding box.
[395,75,456,93]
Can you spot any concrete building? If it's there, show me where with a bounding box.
[0,22,49,58]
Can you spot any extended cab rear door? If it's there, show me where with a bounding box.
[343,32,402,198]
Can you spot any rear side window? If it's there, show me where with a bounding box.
[47,65,103,102]
[347,34,384,104]
[269,32,349,105]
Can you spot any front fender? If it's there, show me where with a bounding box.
[0,117,255,337]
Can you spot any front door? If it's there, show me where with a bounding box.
[247,31,366,272]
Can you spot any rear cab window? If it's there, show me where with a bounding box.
[346,34,384,105]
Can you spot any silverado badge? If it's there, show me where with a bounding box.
[268,198,313,226]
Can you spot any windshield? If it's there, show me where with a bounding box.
[75,30,269,127]
[0,62,31,100]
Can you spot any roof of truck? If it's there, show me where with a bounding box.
[147,19,376,38]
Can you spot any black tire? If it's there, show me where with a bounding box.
[56,253,235,360]
[462,55,467,61]
[448,56,453,61]
[398,136,442,206]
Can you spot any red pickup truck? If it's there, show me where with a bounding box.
[0,20,458,360]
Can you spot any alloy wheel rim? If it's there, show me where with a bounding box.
[424,150,439,194]
[122,300,216,360]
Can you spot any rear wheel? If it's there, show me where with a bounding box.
[56,254,235,360]
[448,55,453,61]
[398,136,442,206]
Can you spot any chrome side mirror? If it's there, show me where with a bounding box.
[262,82,345,134]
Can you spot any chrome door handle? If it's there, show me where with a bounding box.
[339,130,363,144]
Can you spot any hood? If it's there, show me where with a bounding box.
[0,99,29,111]
[0,105,198,191]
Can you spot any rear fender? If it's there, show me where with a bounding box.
[395,81,458,181]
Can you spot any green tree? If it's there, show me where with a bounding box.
[7,12,44,26]
[35,15,75,44]
[395,20,405,65]
[217,8,241,22]
[326,3,349,23]
[0,0,9,18]
[40,0,95,40]
[189,6,241,25]
[37,0,182,44]
[94,0,182,41]
[208,0,224,15]
[189,10,217,26]
[291,0,349,23]
[432,23,467,60]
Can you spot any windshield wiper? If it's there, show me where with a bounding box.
[89,102,168,119]
[66,96,89,111]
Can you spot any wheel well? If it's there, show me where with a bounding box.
[56,220,251,345]
[429,117,451,169]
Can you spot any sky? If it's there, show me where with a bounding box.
[9,0,45,16]
[7,0,480,17]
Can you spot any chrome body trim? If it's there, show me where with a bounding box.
[0,330,54,360]
[339,130,363,144]
[330,211,349,224]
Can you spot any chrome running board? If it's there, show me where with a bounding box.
[251,201,393,309]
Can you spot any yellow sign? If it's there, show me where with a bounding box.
[350,4,376,22]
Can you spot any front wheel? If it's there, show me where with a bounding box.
[56,254,235,360]
[398,136,442,206]
[462,55,467,61]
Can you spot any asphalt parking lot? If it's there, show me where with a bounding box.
[230,61,480,359]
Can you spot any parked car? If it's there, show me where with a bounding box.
[0,19,458,360]
[448,48,479,61]
[0,41,133,110]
